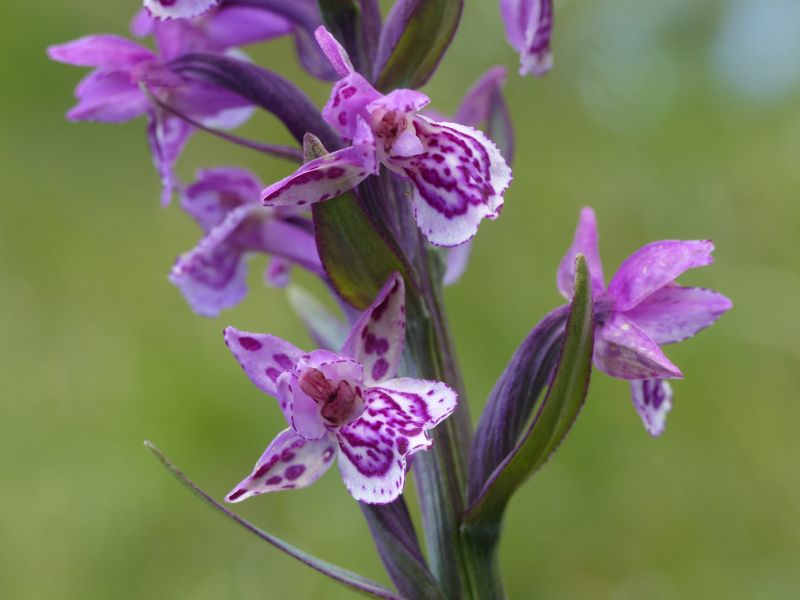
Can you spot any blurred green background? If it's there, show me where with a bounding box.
[2,0,799,598]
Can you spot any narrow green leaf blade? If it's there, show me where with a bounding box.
[465,254,594,525]
[374,0,463,91]
[145,442,403,600]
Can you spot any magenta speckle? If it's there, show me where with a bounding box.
[266,475,283,486]
[372,358,389,381]
[239,337,262,351]
[285,465,306,481]
[228,488,247,501]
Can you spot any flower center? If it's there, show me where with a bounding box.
[298,368,364,427]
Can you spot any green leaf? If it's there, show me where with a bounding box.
[145,442,403,600]
[317,0,381,76]
[305,135,412,309]
[464,254,595,526]
[374,0,463,91]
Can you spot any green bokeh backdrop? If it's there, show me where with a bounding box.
[2,1,799,598]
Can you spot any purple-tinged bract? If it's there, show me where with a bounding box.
[261,26,512,247]
[224,273,458,504]
[557,207,732,435]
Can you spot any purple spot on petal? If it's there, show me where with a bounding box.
[284,465,306,481]
[372,358,389,381]
[396,436,409,454]
[266,475,283,485]
[228,489,247,501]
[239,337,262,351]
[266,367,281,382]
[273,353,293,369]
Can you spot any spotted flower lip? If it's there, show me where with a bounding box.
[260,26,512,248]
[500,0,554,77]
[223,273,458,504]
[558,207,732,435]
[169,167,323,317]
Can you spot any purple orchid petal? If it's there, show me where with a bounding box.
[322,73,381,141]
[337,378,457,504]
[607,240,716,312]
[623,285,733,345]
[223,326,304,398]
[594,314,683,380]
[144,0,220,20]
[341,273,406,384]
[204,7,292,49]
[443,241,473,286]
[147,112,192,206]
[261,135,377,209]
[180,167,262,231]
[500,0,554,77]
[392,118,512,247]
[169,204,254,317]
[630,379,673,437]
[66,70,148,123]
[314,25,355,77]
[226,428,337,502]
[280,351,364,440]
[47,35,155,69]
[557,207,606,300]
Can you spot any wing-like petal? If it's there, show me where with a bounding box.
[314,25,355,77]
[144,0,219,20]
[557,207,606,300]
[341,273,406,384]
[261,135,377,208]
[47,35,155,69]
[624,285,732,345]
[607,240,715,312]
[367,89,431,115]
[225,428,337,503]
[223,327,304,398]
[393,118,511,247]
[630,379,673,437]
[594,314,683,380]
[337,378,457,504]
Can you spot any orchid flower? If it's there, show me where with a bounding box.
[48,6,291,204]
[169,167,324,317]
[558,208,732,435]
[500,0,554,77]
[261,27,512,247]
[223,273,458,504]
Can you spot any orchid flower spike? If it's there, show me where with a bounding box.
[170,168,323,317]
[261,27,512,248]
[224,273,458,504]
[558,208,732,435]
[500,0,554,77]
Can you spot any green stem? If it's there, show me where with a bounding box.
[460,523,506,600]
